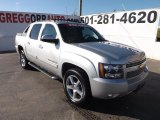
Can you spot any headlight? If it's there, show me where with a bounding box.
[99,63,124,79]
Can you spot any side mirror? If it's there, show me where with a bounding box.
[41,35,59,44]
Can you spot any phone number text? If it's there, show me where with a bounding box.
[81,10,158,24]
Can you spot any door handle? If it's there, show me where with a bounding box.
[27,42,30,45]
[39,45,43,49]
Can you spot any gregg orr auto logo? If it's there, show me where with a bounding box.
[0,12,79,23]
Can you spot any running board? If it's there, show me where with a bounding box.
[28,62,58,80]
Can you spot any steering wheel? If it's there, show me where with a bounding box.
[84,35,90,39]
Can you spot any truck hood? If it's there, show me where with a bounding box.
[75,41,145,64]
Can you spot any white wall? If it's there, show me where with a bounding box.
[1,9,160,60]
[81,8,160,60]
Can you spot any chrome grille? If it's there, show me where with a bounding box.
[126,58,146,79]
[126,58,146,68]
[126,66,145,78]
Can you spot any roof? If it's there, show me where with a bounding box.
[34,20,84,25]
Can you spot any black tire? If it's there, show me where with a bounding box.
[19,50,29,69]
[64,68,91,106]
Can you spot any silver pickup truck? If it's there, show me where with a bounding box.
[15,21,148,105]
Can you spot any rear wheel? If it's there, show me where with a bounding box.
[64,68,91,106]
[19,50,29,69]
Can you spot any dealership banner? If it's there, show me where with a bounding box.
[81,8,160,60]
[0,11,80,51]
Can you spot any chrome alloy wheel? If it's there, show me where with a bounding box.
[20,52,26,67]
[66,75,84,102]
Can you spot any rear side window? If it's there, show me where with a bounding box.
[23,26,30,34]
[30,24,42,40]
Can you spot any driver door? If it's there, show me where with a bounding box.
[37,24,60,74]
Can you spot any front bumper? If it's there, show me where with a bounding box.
[90,66,148,99]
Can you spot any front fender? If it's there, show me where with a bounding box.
[59,52,98,79]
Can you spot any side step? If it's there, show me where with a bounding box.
[28,62,58,80]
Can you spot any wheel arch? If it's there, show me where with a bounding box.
[18,45,24,53]
[62,62,92,96]
[62,63,89,79]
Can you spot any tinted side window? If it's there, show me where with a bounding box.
[23,26,30,34]
[30,24,42,40]
[41,24,57,39]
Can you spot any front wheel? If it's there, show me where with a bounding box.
[64,68,91,106]
[19,50,29,69]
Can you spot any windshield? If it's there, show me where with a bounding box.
[58,24,106,43]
